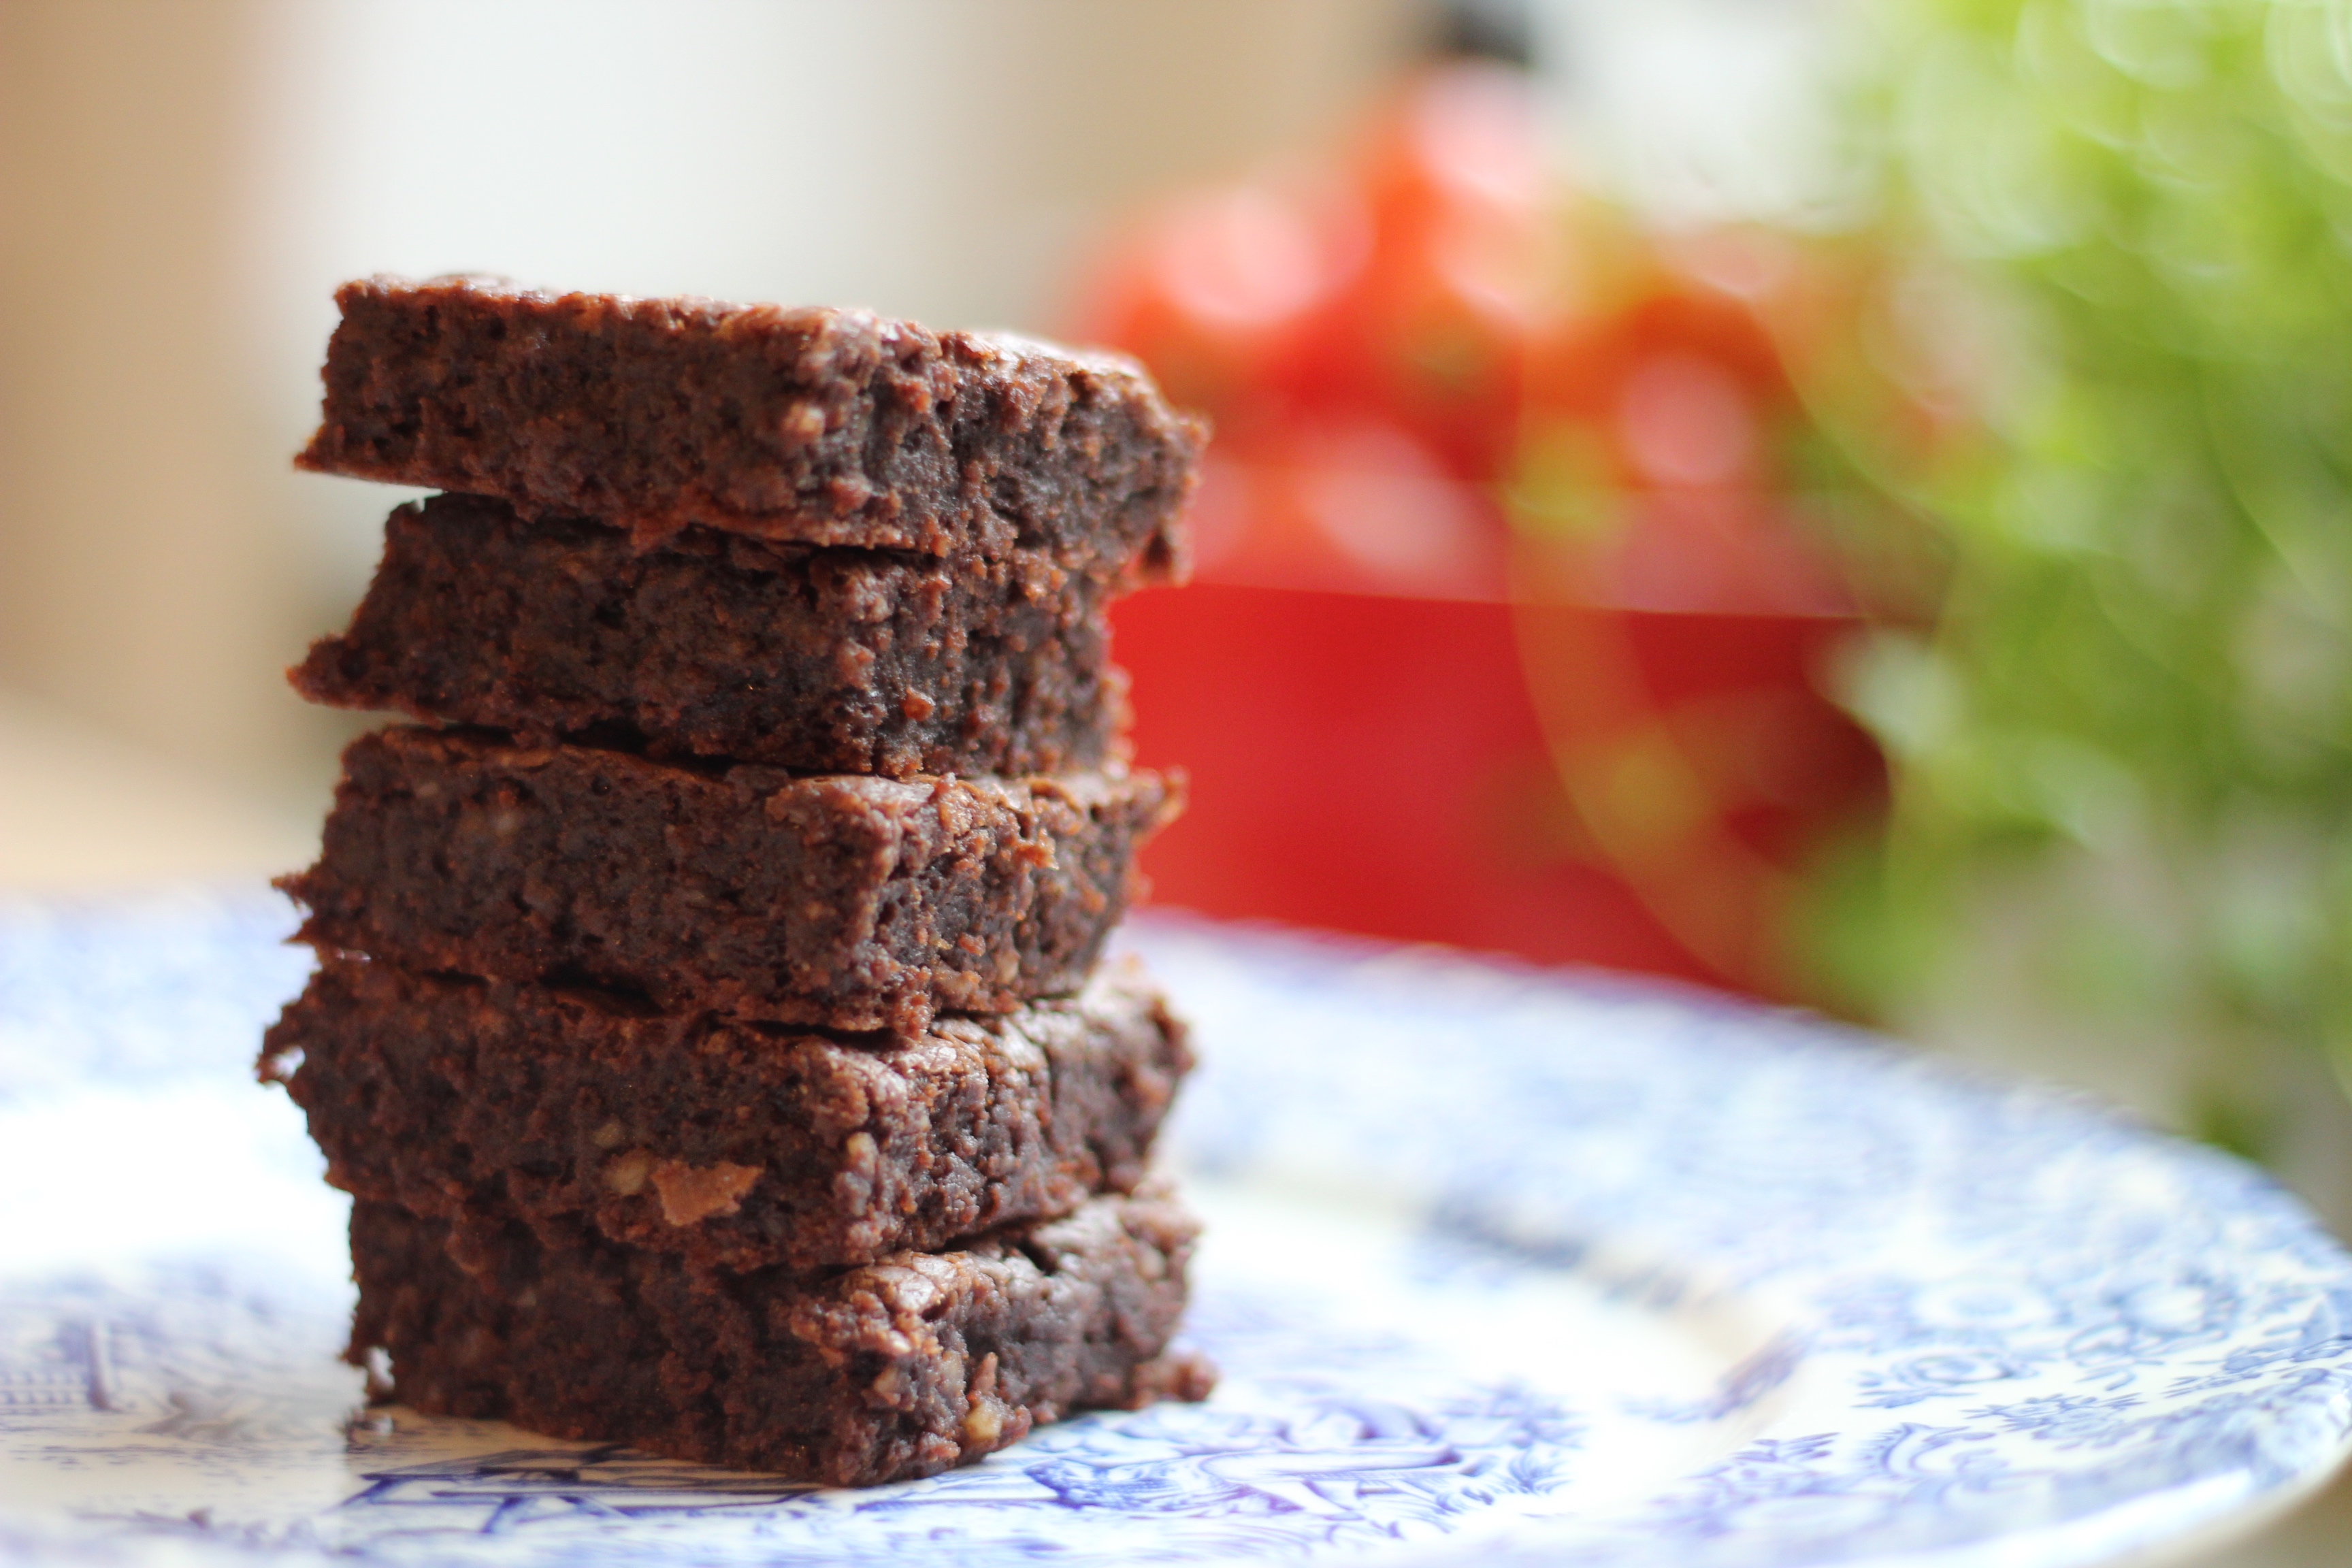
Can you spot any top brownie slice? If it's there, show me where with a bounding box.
[296,276,1205,580]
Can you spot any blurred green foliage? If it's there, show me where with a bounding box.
[1809,0,2352,1139]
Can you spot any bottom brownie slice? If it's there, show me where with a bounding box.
[350,1188,1214,1485]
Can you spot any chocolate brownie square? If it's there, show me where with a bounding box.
[349,1189,1214,1485]
[297,276,1204,579]
[262,956,1190,1273]
[280,728,1178,1034]
[290,495,1124,778]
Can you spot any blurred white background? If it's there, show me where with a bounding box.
[0,0,1426,872]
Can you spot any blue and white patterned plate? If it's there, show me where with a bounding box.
[3,895,2349,1567]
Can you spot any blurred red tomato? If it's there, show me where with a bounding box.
[1301,62,1557,481]
[1524,254,1790,485]
[1071,64,1910,999]
[1187,419,1506,600]
[1069,180,1366,440]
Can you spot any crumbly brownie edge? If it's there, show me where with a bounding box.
[348,1189,1215,1486]
[295,276,1204,582]
[279,728,1180,1034]
[289,495,1126,779]
[261,955,1193,1273]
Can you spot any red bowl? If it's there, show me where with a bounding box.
[1111,579,1883,998]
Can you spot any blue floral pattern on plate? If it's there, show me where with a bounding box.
[1,895,2347,1567]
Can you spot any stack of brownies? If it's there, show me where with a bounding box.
[258,276,1215,1485]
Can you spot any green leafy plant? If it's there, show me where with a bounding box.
[1806,0,2352,1150]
